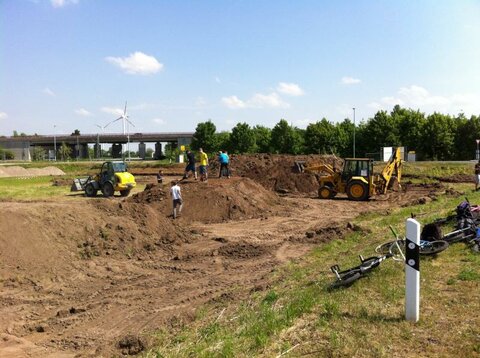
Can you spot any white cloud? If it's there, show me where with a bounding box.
[0,112,7,120]
[43,87,55,96]
[74,108,92,117]
[222,95,246,109]
[341,76,361,85]
[195,97,207,106]
[222,92,290,109]
[277,82,305,96]
[152,118,166,125]
[105,52,163,75]
[249,92,290,108]
[215,76,221,84]
[101,107,123,116]
[370,85,480,116]
[50,0,78,7]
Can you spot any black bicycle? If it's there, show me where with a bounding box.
[329,253,393,289]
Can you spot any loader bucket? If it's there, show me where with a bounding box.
[70,177,89,192]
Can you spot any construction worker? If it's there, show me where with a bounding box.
[199,148,209,182]
[475,161,480,191]
[170,180,183,219]
[183,150,197,180]
[218,150,230,178]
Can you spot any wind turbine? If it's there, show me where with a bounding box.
[104,101,135,161]
[95,124,105,159]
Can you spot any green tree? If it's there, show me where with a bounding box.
[419,113,456,160]
[71,129,81,136]
[0,146,14,160]
[146,148,154,159]
[271,119,303,154]
[32,146,46,161]
[361,110,400,155]
[336,119,355,158]
[252,125,272,153]
[392,105,425,152]
[229,122,256,153]
[215,131,231,152]
[58,142,72,161]
[191,120,217,152]
[453,114,480,160]
[305,118,337,154]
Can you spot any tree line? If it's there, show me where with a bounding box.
[190,105,480,160]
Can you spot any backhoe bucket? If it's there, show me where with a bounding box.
[294,161,306,173]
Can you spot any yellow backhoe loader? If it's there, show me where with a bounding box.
[299,147,402,201]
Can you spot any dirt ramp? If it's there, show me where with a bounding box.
[130,177,290,223]
[209,154,340,195]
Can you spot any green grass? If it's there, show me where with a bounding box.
[0,176,67,199]
[144,183,480,358]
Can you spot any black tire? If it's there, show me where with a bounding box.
[318,186,334,199]
[120,189,131,197]
[85,183,97,197]
[421,223,443,242]
[102,182,114,197]
[330,270,362,289]
[419,240,449,255]
[346,180,369,201]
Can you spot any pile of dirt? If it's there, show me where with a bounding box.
[129,177,289,223]
[209,154,341,195]
[0,166,65,178]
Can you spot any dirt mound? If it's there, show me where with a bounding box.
[0,166,65,178]
[129,177,289,223]
[209,154,341,195]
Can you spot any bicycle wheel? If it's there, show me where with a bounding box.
[419,240,449,255]
[375,240,404,255]
[330,270,362,289]
[375,241,395,255]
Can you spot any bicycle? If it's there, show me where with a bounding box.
[375,225,448,257]
[329,253,393,289]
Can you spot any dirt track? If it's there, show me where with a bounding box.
[0,156,451,357]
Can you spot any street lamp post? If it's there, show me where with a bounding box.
[53,125,57,161]
[353,107,356,158]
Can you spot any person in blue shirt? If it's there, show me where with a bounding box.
[218,151,230,178]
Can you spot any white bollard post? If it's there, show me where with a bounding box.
[405,218,420,322]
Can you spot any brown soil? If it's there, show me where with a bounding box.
[210,153,341,195]
[0,155,449,357]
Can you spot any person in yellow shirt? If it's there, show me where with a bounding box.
[199,148,209,182]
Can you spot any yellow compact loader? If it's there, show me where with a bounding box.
[71,161,136,197]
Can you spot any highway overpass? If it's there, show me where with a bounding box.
[0,132,194,160]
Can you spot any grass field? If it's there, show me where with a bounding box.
[144,183,480,358]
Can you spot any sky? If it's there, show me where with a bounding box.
[1,0,480,137]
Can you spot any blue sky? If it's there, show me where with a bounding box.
[1,0,480,136]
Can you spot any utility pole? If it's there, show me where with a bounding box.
[53,125,57,161]
[353,107,356,158]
